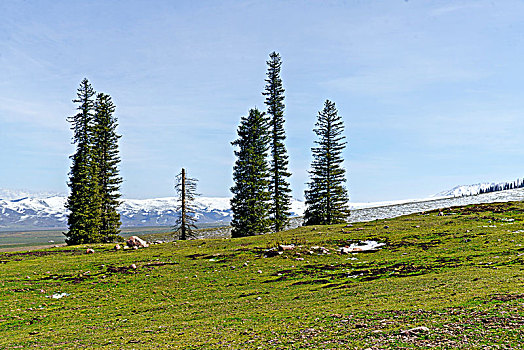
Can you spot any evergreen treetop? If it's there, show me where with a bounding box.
[304,100,349,225]
[263,51,292,232]
[230,108,271,238]
[65,79,102,244]
[93,92,122,242]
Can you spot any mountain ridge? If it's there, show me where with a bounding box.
[0,190,306,231]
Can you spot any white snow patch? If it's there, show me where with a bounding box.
[340,240,385,254]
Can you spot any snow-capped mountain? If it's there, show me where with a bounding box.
[435,178,524,198]
[0,189,305,231]
[434,183,497,197]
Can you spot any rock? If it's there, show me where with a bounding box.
[257,270,263,274]
[114,244,121,250]
[86,248,94,254]
[123,246,130,250]
[311,246,329,254]
[438,211,444,216]
[402,326,430,335]
[340,246,363,254]
[126,236,149,248]
[130,264,137,269]
[384,225,389,229]
[263,247,280,258]
[278,244,295,251]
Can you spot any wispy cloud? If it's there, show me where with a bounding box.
[431,2,487,16]
[0,97,70,131]
[323,57,486,95]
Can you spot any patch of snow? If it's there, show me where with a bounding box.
[46,292,69,299]
[340,240,385,254]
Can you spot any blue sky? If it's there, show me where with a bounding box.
[2,0,524,202]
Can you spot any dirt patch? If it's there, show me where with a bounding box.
[266,257,464,285]
[1,249,82,259]
[490,294,524,302]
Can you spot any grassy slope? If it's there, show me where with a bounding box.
[1,202,523,349]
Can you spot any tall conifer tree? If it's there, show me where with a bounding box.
[93,93,122,242]
[304,100,349,225]
[263,51,292,232]
[230,108,271,237]
[65,79,102,244]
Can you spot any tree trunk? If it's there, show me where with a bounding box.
[181,168,186,240]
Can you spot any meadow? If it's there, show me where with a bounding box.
[1,201,523,349]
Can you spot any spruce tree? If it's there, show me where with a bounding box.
[65,79,102,244]
[230,108,271,237]
[174,168,199,240]
[263,51,292,232]
[304,100,350,225]
[93,93,122,242]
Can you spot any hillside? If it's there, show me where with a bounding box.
[1,201,523,348]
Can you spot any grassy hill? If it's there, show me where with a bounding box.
[1,201,523,349]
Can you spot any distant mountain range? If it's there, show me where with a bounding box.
[0,189,305,231]
[1,179,522,231]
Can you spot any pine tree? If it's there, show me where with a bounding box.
[230,108,271,238]
[93,92,122,242]
[174,168,199,240]
[65,79,103,244]
[263,51,292,232]
[304,100,349,225]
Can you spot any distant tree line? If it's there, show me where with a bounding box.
[230,52,350,237]
[478,178,524,195]
[65,79,122,245]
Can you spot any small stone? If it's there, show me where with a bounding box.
[130,264,137,269]
[279,244,295,251]
[402,326,430,335]
[86,248,94,254]
[257,270,262,274]
[114,244,121,250]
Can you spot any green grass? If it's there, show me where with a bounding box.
[1,202,523,349]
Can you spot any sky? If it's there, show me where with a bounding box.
[2,0,524,202]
